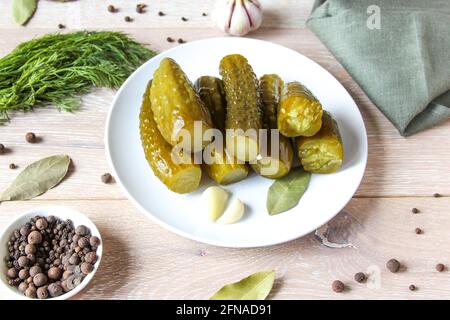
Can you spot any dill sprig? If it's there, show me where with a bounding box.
[0,31,156,123]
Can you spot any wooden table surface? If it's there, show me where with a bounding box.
[0,0,449,300]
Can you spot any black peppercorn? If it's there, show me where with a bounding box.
[332,280,345,293]
[101,173,113,184]
[166,37,175,43]
[124,16,133,22]
[202,13,207,16]
[409,284,416,291]
[386,259,401,273]
[58,24,65,29]
[25,132,36,143]
[0,143,5,154]
[415,227,422,234]
[181,17,188,21]
[177,38,185,44]
[412,207,419,214]
[9,163,17,169]
[354,272,366,283]
[158,11,165,16]
[107,5,117,13]
[136,3,147,13]
[433,193,442,198]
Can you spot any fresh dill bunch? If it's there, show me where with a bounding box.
[0,31,156,123]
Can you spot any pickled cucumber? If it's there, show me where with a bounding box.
[140,81,201,193]
[251,74,293,179]
[194,76,227,133]
[195,76,248,185]
[278,82,323,137]
[220,54,262,162]
[296,111,343,173]
[150,58,213,153]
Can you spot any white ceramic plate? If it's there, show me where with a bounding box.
[105,37,367,248]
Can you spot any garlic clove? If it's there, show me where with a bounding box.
[201,186,229,221]
[213,0,235,33]
[217,197,245,224]
[229,1,252,36]
[245,0,263,31]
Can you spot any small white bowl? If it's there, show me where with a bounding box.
[0,206,103,300]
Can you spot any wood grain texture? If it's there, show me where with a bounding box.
[1,198,450,300]
[0,0,449,300]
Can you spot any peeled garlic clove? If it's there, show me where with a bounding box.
[201,186,229,221]
[217,197,245,224]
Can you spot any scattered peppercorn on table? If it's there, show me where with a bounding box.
[1,0,450,300]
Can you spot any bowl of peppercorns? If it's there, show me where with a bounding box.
[0,206,102,299]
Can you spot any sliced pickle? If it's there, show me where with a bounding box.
[278,82,323,137]
[296,111,343,173]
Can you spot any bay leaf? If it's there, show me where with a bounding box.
[267,167,311,215]
[12,0,37,25]
[0,155,71,202]
[210,271,275,300]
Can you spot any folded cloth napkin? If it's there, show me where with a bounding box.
[307,0,450,136]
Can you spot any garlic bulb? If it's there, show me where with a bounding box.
[213,0,263,36]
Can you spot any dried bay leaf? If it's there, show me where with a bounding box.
[210,271,276,300]
[0,155,70,202]
[267,167,311,215]
[12,0,37,25]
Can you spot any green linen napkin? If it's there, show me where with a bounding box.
[307,0,450,136]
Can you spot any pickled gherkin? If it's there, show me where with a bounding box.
[220,54,262,162]
[296,111,343,174]
[194,76,227,133]
[140,81,202,193]
[252,74,293,179]
[150,58,213,153]
[278,82,323,137]
[195,76,249,185]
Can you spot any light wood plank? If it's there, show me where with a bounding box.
[0,0,313,29]
[1,197,449,299]
[0,28,449,199]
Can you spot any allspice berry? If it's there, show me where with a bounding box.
[101,173,113,184]
[332,280,345,293]
[28,231,43,244]
[18,282,28,293]
[25,286,37,298]
[48,283,63,297]
[386,259,401,273]
[33,273,48,287]
[354,272,366,283]
[409,284,416,291]
[75,225,89,236]
[35,218,48,230]
[25,244,36,255]
[48,267,62,280]
[436,263,445,272]
[69,255,79,265]
[7,268,18,279]
[36,286,48,299]
[29,266,42,277]
[80,262,94,275]
[18,256,29,268]
[85,252,98,264]
[78,237,89,248]
[89,236,100,247]
[25,132,36,143]
[18,269,29,280]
